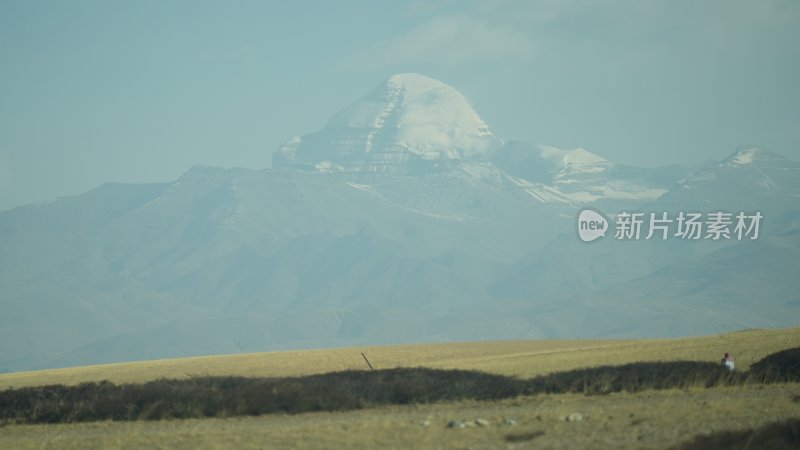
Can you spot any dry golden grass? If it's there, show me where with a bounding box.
[1,383,798,449]
[1,327,798,449]
[1,327,798,390]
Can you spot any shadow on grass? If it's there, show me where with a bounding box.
[748,347,800,383]
[1,347,797,425]
[505,430,545,443]
[673,418,800,450]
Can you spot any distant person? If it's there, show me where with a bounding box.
[721,352,735,371]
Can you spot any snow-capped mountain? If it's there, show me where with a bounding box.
[273,73,502,173]
[653,146,800,229]
[491,141,691,209]
[685,146,800,196]
[720,146,795,169]
[275,73,687,206]
[1,74,798,372]
[0,164,573,371]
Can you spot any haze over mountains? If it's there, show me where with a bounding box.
[1,74,798,372]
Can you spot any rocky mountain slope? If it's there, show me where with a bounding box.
[1,75,797,372]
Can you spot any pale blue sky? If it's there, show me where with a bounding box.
[1,0,798,211]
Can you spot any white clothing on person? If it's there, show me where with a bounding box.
[721,354,735,371]
[724,359,735,371]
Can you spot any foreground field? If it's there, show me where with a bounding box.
[1,327,798,390]
[2,383,798,449]
[0,327,798,449]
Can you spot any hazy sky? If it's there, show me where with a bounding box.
[1,0,798,211]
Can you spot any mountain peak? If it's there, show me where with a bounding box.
[538,145,608,168]
[721,146,790,167]
[274,74,501,173]
[385,72,444,88]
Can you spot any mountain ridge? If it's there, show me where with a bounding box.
[1,74,798,372]
[274,73,502,173]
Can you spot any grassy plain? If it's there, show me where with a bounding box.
[1,327,798,390]
[2,383,798,449]
[0,327,798,449]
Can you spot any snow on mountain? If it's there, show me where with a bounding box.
[2,72,799,372]
[491,141,688,207]
[273,73,502,173]
[655,146,800,222]
[720,146,793,168]
[539,145,608,167]
[489,149,800,338]
[0,161,576,371]
[550,148,677,204]
[272,72,679,206]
